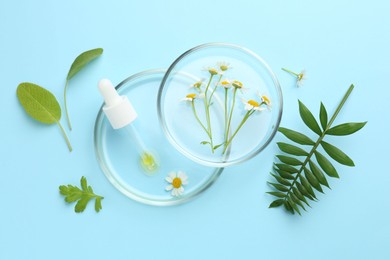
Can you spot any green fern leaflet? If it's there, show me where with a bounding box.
[267,85,366,215]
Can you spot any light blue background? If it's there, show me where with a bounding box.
[1,0,389,259]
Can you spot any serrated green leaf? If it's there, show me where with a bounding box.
[59,185,69,195]
[309,160,330,188]
[298,100,322,135]
[299,175,317,199]
[287,196,301,215]
[274,168,295,180]
[267,191,287,198]
[315,151,339,178]
[278,127,315,145]
[321,141,355,166]
[320,102,328,130]
[326,122,367,136]
[304,167,323,193]
[268,182,289,192]
[67,48,103,80]
[75,196,91,213]
[277,142,309,156]
[276,155,302,166]
[95,197,103,212]
[271,173,292,186]
[269,199,284,208]
[81,177,88,191]
[284,200,295,214]
[65,191,82,203]
[275,163,299,173]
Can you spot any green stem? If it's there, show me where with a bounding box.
[224,88,237,150]
[224,88,228,141]
[203,75,214,152]
[223,110,254,154]
[282,68,299,77]
[208,74,222,105]
[64,80,72,131]
[56,121,73,152]
[191,101,210,139]
[282,84,355,201]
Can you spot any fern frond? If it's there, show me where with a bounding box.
[268,85,367,215]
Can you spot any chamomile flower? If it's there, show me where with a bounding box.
[203,67,220,76]
[216,61,232,72]
[189,80,204,92]
[282,68,307,87]
[241,98,266,112]
[165,171,188,197]
[231,80,248,93]
[260,94,272,110]
[218,79,233,89]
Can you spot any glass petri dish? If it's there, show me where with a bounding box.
[158,43,283,167]
[94,69,223,206]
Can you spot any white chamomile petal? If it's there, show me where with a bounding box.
[181,179,189,185]
[165,176,173,183]
[168,172,176,180]
[244,103,253,111]
[178,186,184,194]
[165,185,173,191]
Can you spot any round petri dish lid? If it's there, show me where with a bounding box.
[94,69,223,206]
[158,42,283,168]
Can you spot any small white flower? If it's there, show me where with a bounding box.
[218,79,233,89]
[241,98,266,112]
[202,67,220,76]
[165,171,188,197]
[282,68,307,87]
[216,61,232,72]
[260,94,272,110]
[181,93,198,102]
[189,79,205,91]
[231,80,248,93]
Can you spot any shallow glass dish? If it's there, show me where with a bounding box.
[158,43,283,167]
[94,69,223,206]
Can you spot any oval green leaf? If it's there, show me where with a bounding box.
[321,141,355,166]
[268,182,289,192]
[271,173,292,186]
[277,142,308,156]
[298,100,322,135]
[309,160,330,188]
[267,191,286,198]
[304,167,323,193]
[326,122,367,136]
[67,48,103,80]
[274,168,295,180]
[275,163,299,173]
[278,127,315,145]
[314,151,339,178]
[269,199,284,208]
[276,155,303,166]
[17,82,61,124]
[299,175,317,198]
[320,102,328,130]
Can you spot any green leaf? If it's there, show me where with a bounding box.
[64,48,104,131]
[321,141,355,166]
[292,187,310,207]
[326,122,367,136]
[59,176,104,213]
[299,175,317,199]
[17,83,72,151]
[267,191,286,198]
[298,100,322,135]
[304,167,323,193]
[291,193,306,211]
[309,160,330,188]
[213,143,224,150]
[287,196,301,215]
[277,142,308,156]
[296,182,315,201]
[275,163,299,173]
[269,199,284,208]
[268,182,289,192]
[200,141,211,145]
[276,155,302,166]
[271,173,292,186]
[315,151,339,178]
[284,200,295,214]
[274,168,295,180]
[67,48,103,80]
[278,127,315,145]
[320,102,328,130]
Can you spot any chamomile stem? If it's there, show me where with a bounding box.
[224,88,228,141]
[191,101,211,139]
[282,68,298,76]
[208,74,222,104]
[56,121,73,152]
[203,75,214,152]
[224,87,237,149]
[64,80,72,131]
[223,110,254,154]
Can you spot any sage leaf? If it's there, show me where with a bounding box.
[298,100,322,135]
[314,151,339,178]
[64,48,103,130]
[321,141,355,166]
[319,102,328,130]
[278,127,315,145]
[327,122,367,136]
[277,142,308,156]
[17,82,72,152]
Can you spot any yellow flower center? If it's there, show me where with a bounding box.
[186,93,197,99]
[232,80,243,88]
[172,177,182,188]
[221,80,230,85]
[248,100,260,107]
[220,65,229,71]
[298,73,304,81]
[208,68,219,75]
[262,95,271,105]
[193,82,202,88]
